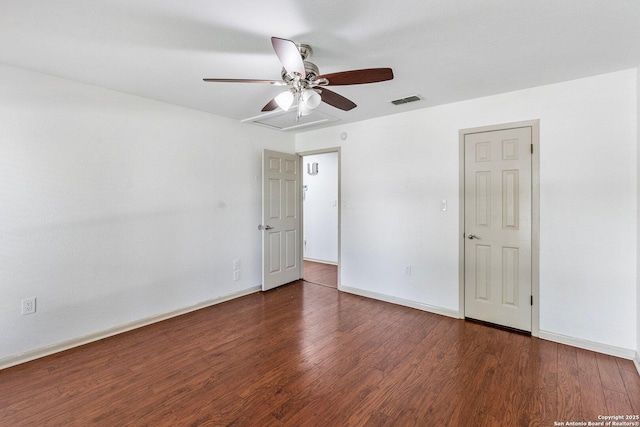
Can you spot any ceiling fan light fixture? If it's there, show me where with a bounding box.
[275,90,295,111]
[298,101,313,116]
[302,88,321,109]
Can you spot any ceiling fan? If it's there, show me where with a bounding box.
[203,37,394,119]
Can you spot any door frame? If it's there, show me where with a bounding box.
[458,120,540,337]
[297,147,342,289]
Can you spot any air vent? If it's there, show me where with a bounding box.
[390,94,422,105]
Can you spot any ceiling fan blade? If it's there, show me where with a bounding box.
[261,98,279,112]
[315,68,393,86]
[271,37,306,79]
[319,88,357,111]
[203,78,285,85]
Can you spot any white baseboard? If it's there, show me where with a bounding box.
[5,283,637,376]
[338,285,460,319]
[538,330,636,360]
[339,285,638,366]
[0,285,261,371]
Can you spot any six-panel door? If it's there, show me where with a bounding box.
[464,127,532,331]
[262,150,301,291]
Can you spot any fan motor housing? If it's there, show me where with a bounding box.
[280,43,317,83]
[281,61,319,83]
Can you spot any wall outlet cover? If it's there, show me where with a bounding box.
[22,297,36,315]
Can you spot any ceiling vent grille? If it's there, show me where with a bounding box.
[390,94,422,105]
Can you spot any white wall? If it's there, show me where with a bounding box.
[0,64,294,363]
[296,69,637,353]
[303,152,338,264]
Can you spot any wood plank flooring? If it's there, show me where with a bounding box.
[1,281,638,426]
[303,260,337,288]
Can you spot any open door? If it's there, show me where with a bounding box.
[261,150,302,291]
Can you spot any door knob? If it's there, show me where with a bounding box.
[467,233,479,240]
[258,225,273,231]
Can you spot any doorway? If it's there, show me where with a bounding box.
[459,120,540,335]
[300,149,340,288]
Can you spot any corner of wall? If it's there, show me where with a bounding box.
[637,66,640,369]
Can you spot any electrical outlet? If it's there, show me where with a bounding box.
[405,266,412,277]
[233,259,240,270]
[233,270,240,281]
[22,297,36,315]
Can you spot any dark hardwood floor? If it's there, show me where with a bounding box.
[303,260,337,288]
[1,281,638,426]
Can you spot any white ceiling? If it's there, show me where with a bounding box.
[2,0,640,132]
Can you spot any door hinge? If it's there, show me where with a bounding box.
[530,295,533,306]
[530,144,533,154]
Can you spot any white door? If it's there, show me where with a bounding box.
[464,126,532,331]
[261,150,302,291]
